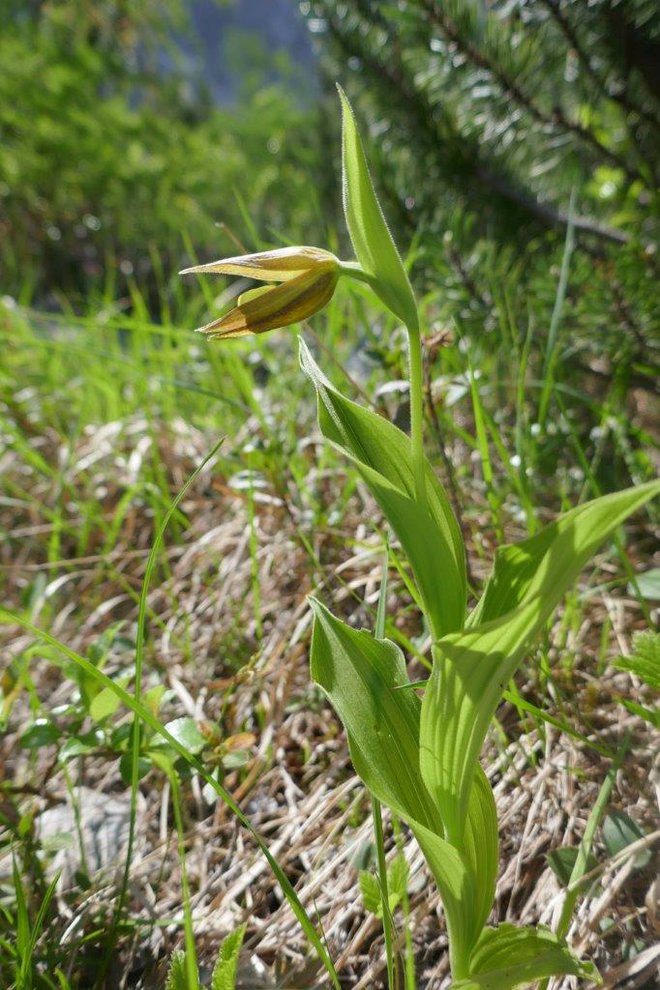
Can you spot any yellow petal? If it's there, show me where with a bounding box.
[237,285,272,306]
[197,267,339,339]
[181,246,337,283]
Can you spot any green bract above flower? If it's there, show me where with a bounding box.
[180,246,340,338]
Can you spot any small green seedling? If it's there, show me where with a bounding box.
[183,87,659,987]
[164,923,247,990]
[360,852,409,920]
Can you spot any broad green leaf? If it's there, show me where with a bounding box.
[164,950,187,990]
[421,598,540,843]
[211,923,247,990]
[422,481,660,841]
[411,820,483,975]
[462,764,498,938]
[309,600,491,969]
[164,717,208,755]
[301,340,465,638]
[338,85,417,328]
[119,752,151,784]
[58,735,97,761]
[602,812,651,868]
[310,598,438,826]
[89,682,124,723]
[630,566,660,600]
[469,481,660,628]
[448,924,600,990]
[19,719,60,749]
[547,847,598,887]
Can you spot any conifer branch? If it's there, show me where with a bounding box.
[540,0,660,134]
[421,0,646,187]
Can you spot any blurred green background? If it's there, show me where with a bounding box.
[1,0,658,491]
[3,1,659,317]
[0,0,329,304]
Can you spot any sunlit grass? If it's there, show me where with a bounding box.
[1,235,657,985]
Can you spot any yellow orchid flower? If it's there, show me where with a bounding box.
[180,246,341,339]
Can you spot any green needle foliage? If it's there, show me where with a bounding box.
[186,90,659,987]
[303,1,660,494]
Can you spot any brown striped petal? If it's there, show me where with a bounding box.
[196,268,339,339]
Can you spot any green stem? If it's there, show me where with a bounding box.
[373,549,396,990]
[170,771,201,990]
[337,260,375,285]
[392,816,416,990]
[373,796,397,990]
[406,317,427,514]
[338,263,426,510]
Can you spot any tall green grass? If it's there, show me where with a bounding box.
[1,216,657,984]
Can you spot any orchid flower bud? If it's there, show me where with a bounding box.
[180,246,340,338]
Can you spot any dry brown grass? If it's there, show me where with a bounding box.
[1,412,658,989]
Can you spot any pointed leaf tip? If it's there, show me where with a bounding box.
[337,85,417,328]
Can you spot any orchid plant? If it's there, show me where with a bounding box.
[183,88,659,988]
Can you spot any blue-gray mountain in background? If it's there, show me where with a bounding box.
[186,0,317,103]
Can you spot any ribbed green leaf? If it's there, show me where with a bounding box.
[211,923,247,990]
[411,821,482,975]
[421,599,539,844]
[310,598,437,826]
[338,85,418,328]
[301,340,465,638]
[421,481,660,842]
[468,481,660,628]
[462,765,498,938]
[414,777,499,973]
[448,924,600,990]
[309,600,491,971]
